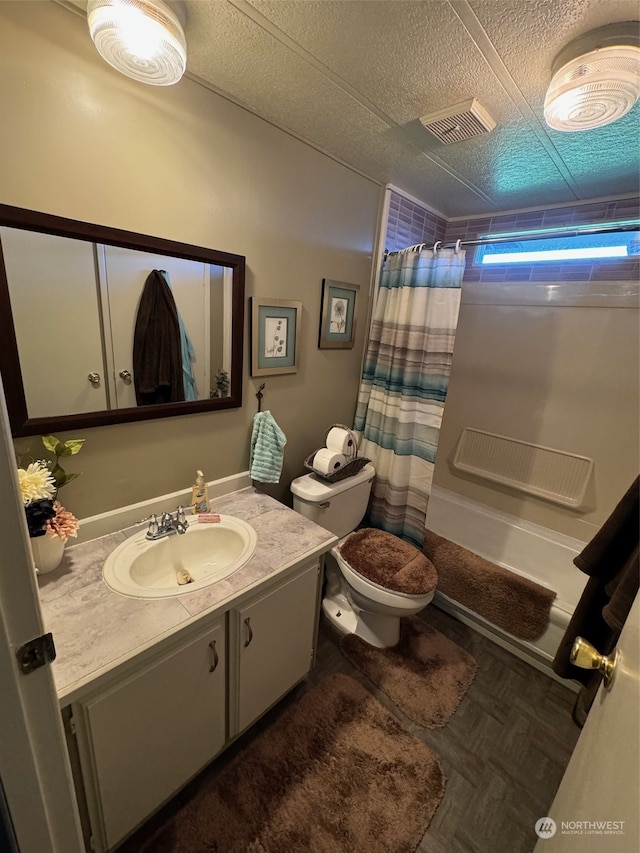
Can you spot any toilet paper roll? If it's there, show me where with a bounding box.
[313,448,347,475]
[326,427,356,458]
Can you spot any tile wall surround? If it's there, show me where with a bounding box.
[385,190,447,253]
[387,191,639,284]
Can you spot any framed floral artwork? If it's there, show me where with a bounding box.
[250,297,302,376]
[318,279,359,349]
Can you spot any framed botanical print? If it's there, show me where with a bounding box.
[250,297,302,376]
[318,279,359,349]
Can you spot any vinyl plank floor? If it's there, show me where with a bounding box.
[302,606,581,853]
[120,605,580,853]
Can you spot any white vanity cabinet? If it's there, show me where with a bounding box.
[67,558,323,852]
[72,616,226,852]
[229,559,321,735]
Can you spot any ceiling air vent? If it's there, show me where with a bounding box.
[419,98,496,144]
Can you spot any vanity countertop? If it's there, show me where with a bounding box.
[38,488,337,704]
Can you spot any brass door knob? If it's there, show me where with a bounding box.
[570,637,619,687]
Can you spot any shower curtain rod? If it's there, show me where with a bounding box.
[385,218,640,257]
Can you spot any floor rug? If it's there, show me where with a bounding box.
[423,529,557,640]
[341,616,477,729]
[137,672,445,853]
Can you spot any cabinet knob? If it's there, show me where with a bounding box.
[208,639,219,673]
[119,369,132,382]
[243,617,253,648]
[87,372,101,385]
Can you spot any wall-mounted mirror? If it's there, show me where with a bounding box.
[0,205,245,436]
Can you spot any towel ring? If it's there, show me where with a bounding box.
[432,241,442,256]
[454,239,462,254]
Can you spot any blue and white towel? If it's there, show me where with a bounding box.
[160,270,197,401]
[250,411,287,483]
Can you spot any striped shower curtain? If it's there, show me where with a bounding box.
[354,246,465,547]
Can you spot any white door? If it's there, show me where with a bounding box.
[1,228,108,416]
[0,376,84,852]
[534,592,639,851]
[100,246,210,408]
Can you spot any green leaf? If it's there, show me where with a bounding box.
[63,439,85,456]
[42,435,64,454]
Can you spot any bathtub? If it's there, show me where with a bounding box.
[426,486,588,684]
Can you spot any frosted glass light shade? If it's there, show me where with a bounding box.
[87,0,186,86]
[543,23,640,133]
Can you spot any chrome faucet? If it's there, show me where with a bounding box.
[146,506,188,540]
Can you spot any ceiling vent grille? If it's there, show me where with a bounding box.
[419,98,496,144]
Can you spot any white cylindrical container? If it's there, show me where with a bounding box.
[30,533,65,574]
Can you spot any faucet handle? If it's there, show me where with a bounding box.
[147,514,159,538]
[175,505,188,534]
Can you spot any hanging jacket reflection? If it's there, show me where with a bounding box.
[133,270,185,405]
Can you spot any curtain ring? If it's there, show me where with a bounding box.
[432,241,442,256]
[455,239,462,254]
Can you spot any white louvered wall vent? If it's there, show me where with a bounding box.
[419,98,496,144]
[453,428,593,508]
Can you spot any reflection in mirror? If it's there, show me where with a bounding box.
[0,205,245,436]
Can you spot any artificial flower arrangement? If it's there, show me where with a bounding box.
[18,435,84,542]
[212,368,229,398]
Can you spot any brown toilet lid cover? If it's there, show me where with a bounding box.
[338,528,438,595]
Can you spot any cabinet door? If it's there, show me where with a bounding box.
[1,227,107,416]
[234,563,320,734]
[82,619,225,850]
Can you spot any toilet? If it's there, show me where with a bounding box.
[291,463,437,648]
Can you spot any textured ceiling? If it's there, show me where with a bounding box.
[65,0,640,216]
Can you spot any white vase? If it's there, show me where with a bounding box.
[30,533,65,575]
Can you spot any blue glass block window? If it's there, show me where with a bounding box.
[476,228,640,265]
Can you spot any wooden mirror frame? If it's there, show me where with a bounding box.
[0,204,245,436]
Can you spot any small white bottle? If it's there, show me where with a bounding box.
[191,470,209,514]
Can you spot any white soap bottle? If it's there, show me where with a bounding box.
[191,470,209,514]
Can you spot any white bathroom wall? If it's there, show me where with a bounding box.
[432,280,639,543]
[0,1,381,515]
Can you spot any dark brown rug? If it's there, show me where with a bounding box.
[341,616,477,729]
[138,673,445,853]
[423,529,557,641]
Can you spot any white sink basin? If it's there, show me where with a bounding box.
[103,515,258,599]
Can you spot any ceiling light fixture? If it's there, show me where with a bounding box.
[87,0,187,86]
[544,22,640,132]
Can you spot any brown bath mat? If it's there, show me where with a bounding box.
[341,616,477,729]
[423,529,557,641]
[136,673,445,853]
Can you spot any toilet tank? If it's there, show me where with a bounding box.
[291,463,375,538]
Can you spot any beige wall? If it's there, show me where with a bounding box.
[1,2,380,515]
[433,282,640,543]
